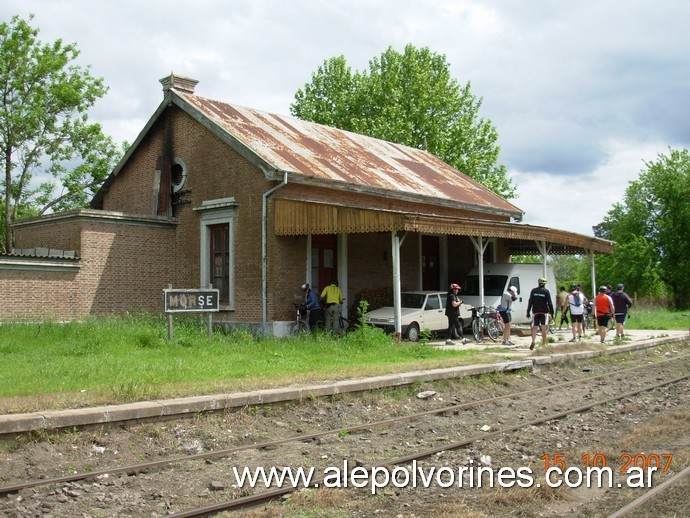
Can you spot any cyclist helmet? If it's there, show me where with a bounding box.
[569,283,578,292]
[538,277,547,285]
[301,283,309,291]
[450,283,461,290]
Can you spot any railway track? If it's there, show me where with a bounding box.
[607,465,690,518]
[1,348,689,516]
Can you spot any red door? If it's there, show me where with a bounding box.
[311,234,337,295]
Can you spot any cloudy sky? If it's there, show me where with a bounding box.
[2,1,689,236]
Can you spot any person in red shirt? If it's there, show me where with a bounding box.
[594,286,615,344]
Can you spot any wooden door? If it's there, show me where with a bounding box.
[209,223,230,303]
[422,236,440,290]
[310,234,337,295]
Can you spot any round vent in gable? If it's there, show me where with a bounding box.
[171,157,188,192]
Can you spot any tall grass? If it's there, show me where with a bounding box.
[0,314,477,406]
[624,307,690,331]
[2,309,686,411]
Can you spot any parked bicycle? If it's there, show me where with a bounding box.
[291,303,309,335]
[471,305,504,342]
[336,299,350,334]
[547,313,556,334]
[338,312,350,334]
[583,301,595,331]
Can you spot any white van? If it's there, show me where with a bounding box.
[460,263,557,325]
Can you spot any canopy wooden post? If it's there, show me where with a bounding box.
[469,236,489,307]
[391,231,407,342]
[589,251,597,298]
[534,239,552,278]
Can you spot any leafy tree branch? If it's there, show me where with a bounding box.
[0,14,119,252]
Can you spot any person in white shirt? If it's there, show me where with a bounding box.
[499,286,518,345]
[567,284,587,342]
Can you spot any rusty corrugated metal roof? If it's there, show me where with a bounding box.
[176,91,523,219]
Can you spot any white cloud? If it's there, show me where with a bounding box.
[1,0,688,235]
[513,139,670,235]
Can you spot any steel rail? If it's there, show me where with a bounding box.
[607,465,690,518]
[168,372,690,517]
[1,353,688,499]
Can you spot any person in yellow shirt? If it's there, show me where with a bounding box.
[320,280,343,334]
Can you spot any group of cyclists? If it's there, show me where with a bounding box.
[526,279,634,350]
[301,277,633,345]
[554,283,634,345]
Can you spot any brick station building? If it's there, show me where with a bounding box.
[0,74,612,334]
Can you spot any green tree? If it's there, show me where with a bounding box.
[291,45,515,199]
[508,255,540,264]
[593,148,689,307]
[0,14,118,252]
[548,255,581,285]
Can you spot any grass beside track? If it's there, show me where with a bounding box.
[0,308,686,413]
[0,314,483,412]
[623,307,690,331]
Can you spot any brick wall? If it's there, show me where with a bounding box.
[79,220,176,314]
[3,213,175,320]
[0,267,79,321]
[13,213,82,251]
[4,215,82,320]
[1,103,510,326]
[101,107,295,324]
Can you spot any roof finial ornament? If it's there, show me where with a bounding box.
[159,73,199,95]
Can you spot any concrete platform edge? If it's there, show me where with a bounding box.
[0,335,685,435]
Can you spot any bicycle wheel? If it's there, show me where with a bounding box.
[472,318,483,341]
[487,319,503,342]
[547,315,556,334]
[338,316,350,334]
[583,313,592,330]
[290,321,308,335]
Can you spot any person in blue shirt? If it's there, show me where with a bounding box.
[611,283,633,340]
[301,283,323,331]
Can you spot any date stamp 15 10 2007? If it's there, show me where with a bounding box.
[541,452,674,473]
